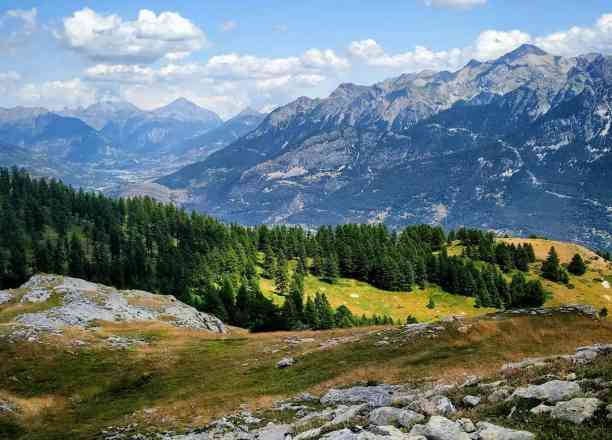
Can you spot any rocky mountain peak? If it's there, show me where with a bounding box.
[236,107,262,118]
[152,98,222,123]
[498,44,549,63]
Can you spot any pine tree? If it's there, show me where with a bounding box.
[567,253,587,276]
[315,292,335,329]
[304,296,318,329]
[321,253,339,284]
[288,272,305,320]
[262,247,277,279]
[541,247,569,283]
[275,254,289,295]
[202,283,228,322]
[219,277,236,323]
[335,305,354,328]
[234,280,252,328]
[69,234,87,279]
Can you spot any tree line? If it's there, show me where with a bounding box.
[0,167,579,332]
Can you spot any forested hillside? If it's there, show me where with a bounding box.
[0,168,561,331]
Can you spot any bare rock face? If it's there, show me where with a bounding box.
[7,274,226,334]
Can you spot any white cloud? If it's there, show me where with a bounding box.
[534,13,612,56]
[349,13,612,74]
[424,0,487,8]
[474,30,531,60]
[81,48,350,117]
[5,8,37,30]
[348,39,465,71]
[0,7,37,51]
[221,20,238,32]
[58,8,206,64]
[18,79,99,110]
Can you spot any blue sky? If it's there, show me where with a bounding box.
[1,0,612,117]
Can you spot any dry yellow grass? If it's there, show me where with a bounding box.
[501,237,611,271]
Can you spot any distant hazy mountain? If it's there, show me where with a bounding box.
[160,45,612,250]
[60,101,142,131]
[100,98,223,154]
[0,107,111,163]
[179,107,266,159]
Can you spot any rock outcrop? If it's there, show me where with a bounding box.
[1,274,226,335]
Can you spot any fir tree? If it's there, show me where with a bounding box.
[541,247,569,283]
[219,277,236,323]
[262,247,277,279]
[275,254,289,295]
[567,253,587,276]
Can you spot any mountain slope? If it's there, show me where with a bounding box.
[178,107,266,159]
[160,45,612,250]
[0,108,112,163]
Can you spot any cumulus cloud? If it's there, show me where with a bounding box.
[0,7,37,51]
[80,47,350,117]
[534,13,612,56]
[348,39,465,71]
[58,8,206,64]
[86,48,349,84]
[349,12,612,73]
[424,0,487,9]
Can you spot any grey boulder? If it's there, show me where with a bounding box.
[368,407,424,428]
[550,398,603,424]
[476,422,535,440]
[510,380,581,403]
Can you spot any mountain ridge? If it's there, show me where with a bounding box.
[159,45,612,250]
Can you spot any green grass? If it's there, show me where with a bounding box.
[261,273,494,322]
[1,313,611,439]
[0,292,63,324]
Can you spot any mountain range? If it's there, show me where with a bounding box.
[0,98,264,192]
[0,45,610,250]
[158,44,612,250]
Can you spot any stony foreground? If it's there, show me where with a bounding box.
[0,275,225,336]
[100,343,612,440]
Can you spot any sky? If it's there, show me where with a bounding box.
[1,0,612,119]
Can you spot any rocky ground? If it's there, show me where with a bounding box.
[0,275,225,340]
[98,342,612,440]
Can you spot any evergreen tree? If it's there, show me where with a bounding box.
[262,247,277,279]
[321,253,339,284]
[234,281,252,328]
[303,296,318,329]
[567,253,587,276]
[275,254,289,295]
[314,292,335,329]
[219,277,236,323]
[541,247,569,283]
[335,305,354,328]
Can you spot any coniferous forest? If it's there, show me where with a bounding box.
[0,167,550,331]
